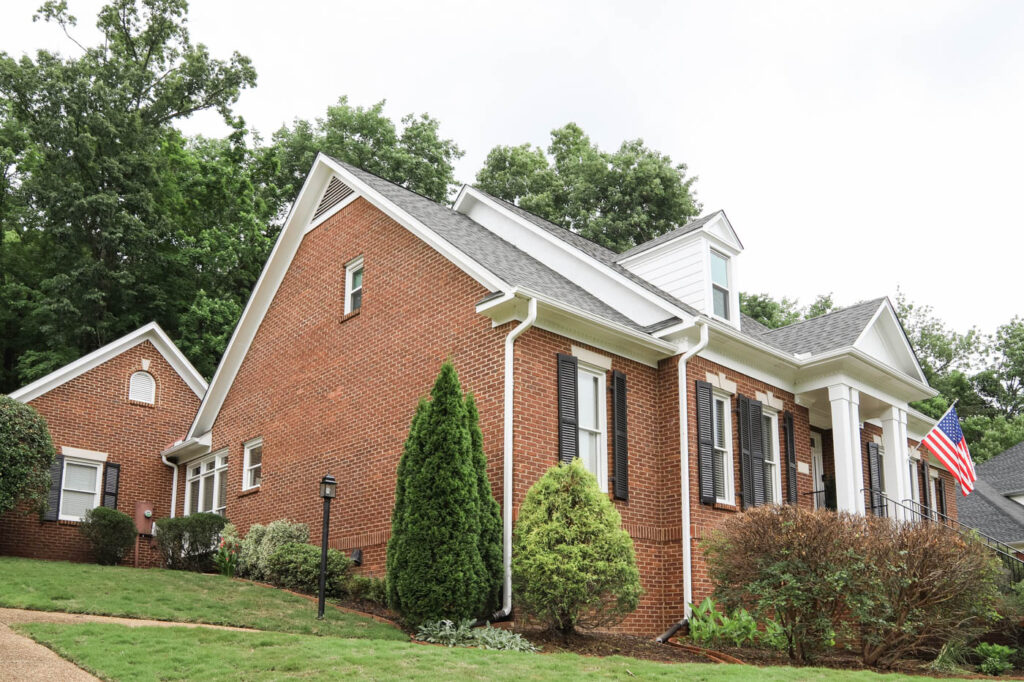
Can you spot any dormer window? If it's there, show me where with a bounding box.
[710,250,731,319]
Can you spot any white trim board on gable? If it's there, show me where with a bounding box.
[9,322,207,403]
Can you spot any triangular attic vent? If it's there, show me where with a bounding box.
[313,177,354,220]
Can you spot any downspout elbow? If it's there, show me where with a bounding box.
[492,296,537,623]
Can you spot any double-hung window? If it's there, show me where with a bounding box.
[762,411,782,504]
[59,459,103,521]
[712,394,734,504]
[577,364,608,493]
[186,451,228,515]
[345,257,364,314]
[710,250,730,320]
[243,438,263,490]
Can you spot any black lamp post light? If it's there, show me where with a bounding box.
[317,474,337,620]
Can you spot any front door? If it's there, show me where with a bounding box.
[810,432,825,509]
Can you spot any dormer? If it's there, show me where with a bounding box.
[616,211,743,330]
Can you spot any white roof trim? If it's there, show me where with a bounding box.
[453,186,695,324]
[852,298,928,384]
[186,155,510,438]
[616,210,742,265]
[9,322,206,403]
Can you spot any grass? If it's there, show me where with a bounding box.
[17,622,967,682]
[0,556,404,640]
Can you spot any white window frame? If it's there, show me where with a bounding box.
[577,363,608,493]
[344,256,364,314]
[243,438,263,491]
[709,249,731,321]
[712,391,735,505]
[908,455,921,508]
[185,450,229,516]
[761,409,783,505]
[129,370,156,404]
[58,458,103,522]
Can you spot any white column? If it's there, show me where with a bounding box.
[829,384,865,514]
[881,406,909,513]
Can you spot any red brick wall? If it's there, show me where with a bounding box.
[0,341,200,565]
[684,356,814,607]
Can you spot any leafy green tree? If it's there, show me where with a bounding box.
[739,293,802,329]
[0,395,56,517]
[386,362,499,626]
[804,293,836,319]
[512,459,641,637]
[260,96,463,216]
[975,317,1024,419]
[0,0,256,390]
[476,123,700,252]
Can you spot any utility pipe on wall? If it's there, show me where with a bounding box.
[657,320,708,643]
[493,296,537,621]
[161,454,179,518]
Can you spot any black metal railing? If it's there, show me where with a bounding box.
[861,487,1024,582]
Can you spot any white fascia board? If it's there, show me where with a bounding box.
[477,288,677,367]
[454,188,691,324]
[800,347,937,401]
[706,211,743,251]
[160,431,212,460]
[853,299,928,384]
[9,322,207,404]
[187,155,509,438]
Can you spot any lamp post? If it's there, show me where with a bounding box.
[317,474,337,620]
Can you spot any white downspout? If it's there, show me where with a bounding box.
[161,454,179,518]
[677,321,708,619]
[495,296,537,620]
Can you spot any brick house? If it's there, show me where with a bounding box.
[1,323,206,565]
[4,154,961,635]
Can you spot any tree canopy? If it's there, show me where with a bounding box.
[475,123,701,252]
[740,292,836,329]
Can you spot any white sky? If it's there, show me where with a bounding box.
[3,0,1023,335]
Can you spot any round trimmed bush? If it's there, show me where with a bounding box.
[265,542,351,596]
[512,459,642,636]
[154,512,227,571]
[79,506,137,565]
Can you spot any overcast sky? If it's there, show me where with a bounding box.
[3,0,1022,335]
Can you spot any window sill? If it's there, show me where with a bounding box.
[713,501,739,513]
[238,487,261,498]
[128,399,156,409]
[57,519,82,526]
[340,309,361,324]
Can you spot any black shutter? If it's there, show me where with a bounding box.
[920,458,930,511]
[556,354,579,465]
[784,412,798,504]
[42,455,64,521]
[102,462,121,509]
[936,476,947,517]
[695,380,716,506]
[750,400,765,507]
[611,370,628,501]
[737,395,753,509]
[867,442,884,516]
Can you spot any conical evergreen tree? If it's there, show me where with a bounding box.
[385,398,428,613]
[465,393,503,615]
[386,361,497,625]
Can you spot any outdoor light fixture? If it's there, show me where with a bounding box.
[317,474,337,619]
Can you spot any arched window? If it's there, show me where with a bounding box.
[129,371,155,404]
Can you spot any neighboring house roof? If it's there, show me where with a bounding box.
[467,188,702,320]
[616,212,725,260]
[755,298,887,355]
[958,443,1024,545]
[9,322,207,403]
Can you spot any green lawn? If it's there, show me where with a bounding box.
[17,622,963,682]
[0,557,404,640]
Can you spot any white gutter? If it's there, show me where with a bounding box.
[161,454,179,519]
[676,321,708,619]
[495,296,537,620]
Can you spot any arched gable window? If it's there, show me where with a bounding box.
[129,371,155,404]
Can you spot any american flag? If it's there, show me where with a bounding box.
[920,405,976,495]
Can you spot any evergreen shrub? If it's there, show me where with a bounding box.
[512,459,642,636]
[265,542,351,596]
[79,506,136,565]
[154,512,226,571]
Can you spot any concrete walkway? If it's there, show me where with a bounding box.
[0,607,259,681]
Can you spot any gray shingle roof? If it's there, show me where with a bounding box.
[469,189,701,318]
[958,479,1024,545]
[974,441,1024,495]
[332,158,646,330]
[740,313,773,340]
[616,212,724,260]
[755,298,885,356]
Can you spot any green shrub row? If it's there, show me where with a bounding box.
[154,512,227,571]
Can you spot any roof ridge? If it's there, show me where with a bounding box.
[760,297,886,336]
